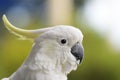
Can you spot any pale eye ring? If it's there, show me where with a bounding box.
[61,39,67,44]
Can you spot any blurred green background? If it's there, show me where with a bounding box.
[0,0,120,80]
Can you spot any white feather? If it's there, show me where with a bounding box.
[2,25,83,80]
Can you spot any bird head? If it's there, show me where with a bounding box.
[2,15,84,74]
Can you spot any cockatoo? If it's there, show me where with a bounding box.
[2,15,84,80]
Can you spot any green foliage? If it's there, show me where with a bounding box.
[0,35,32,79]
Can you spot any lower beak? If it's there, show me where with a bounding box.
[71,42,84,64]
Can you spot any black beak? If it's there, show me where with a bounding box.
[71,42,84,64]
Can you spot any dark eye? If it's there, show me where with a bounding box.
[61,39,67,44]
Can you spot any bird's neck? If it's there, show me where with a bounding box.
[20,43,77,80]
[21,44,68,80]
[25,50,68,74]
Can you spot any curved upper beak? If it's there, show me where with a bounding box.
[71,42,84,64]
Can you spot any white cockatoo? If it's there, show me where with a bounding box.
[2,15,84,80]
